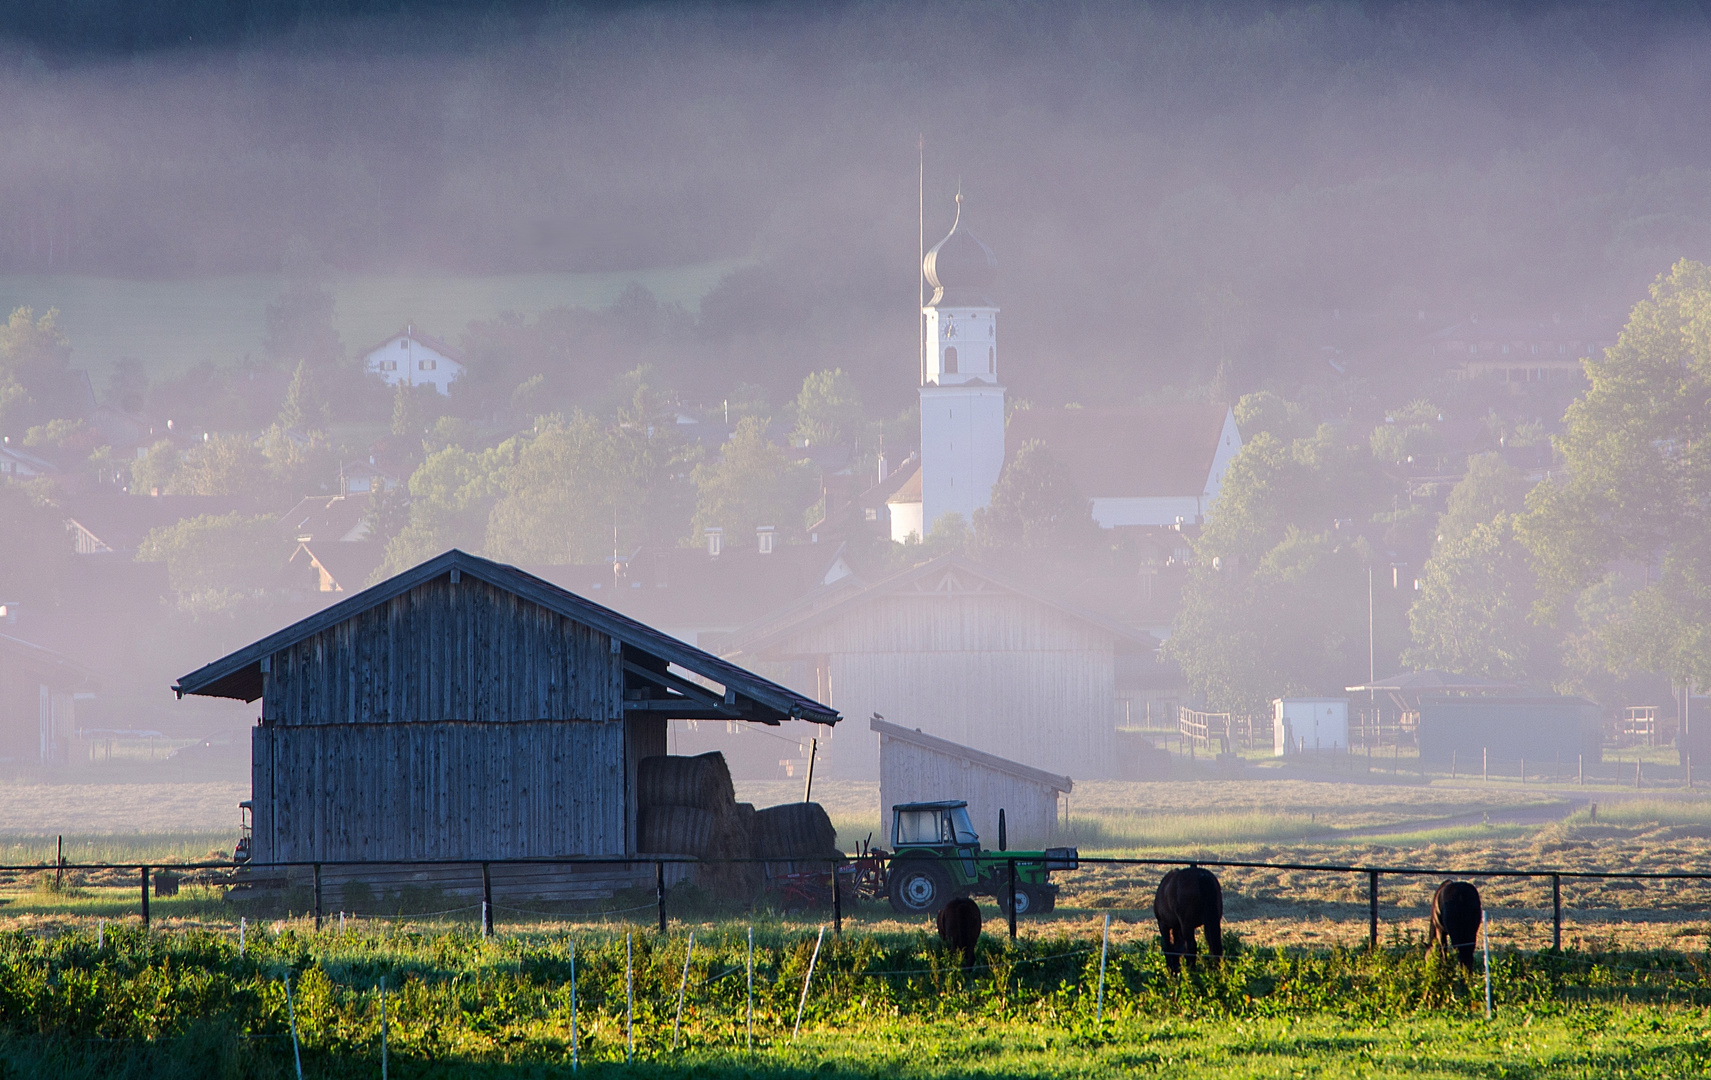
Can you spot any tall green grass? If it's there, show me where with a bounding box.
[0,833,235,867]
[0,924,1705,1078]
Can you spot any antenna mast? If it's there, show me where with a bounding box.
[918,133,925,387]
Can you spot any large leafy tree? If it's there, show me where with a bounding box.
[1405,453,1544,680]
[485,410,695,564]
[791,368,866,448]
[0,306,82,432]
[135,512,289,617]
[1168,422,1395,712]
[1518,259,1711,691]
[972,439,1099,556]
[691,417,818,545]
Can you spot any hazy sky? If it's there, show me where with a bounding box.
[2,1,1709,408]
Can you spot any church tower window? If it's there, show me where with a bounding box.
[943,346,958,373]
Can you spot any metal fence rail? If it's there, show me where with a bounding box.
[9,852,1711,953]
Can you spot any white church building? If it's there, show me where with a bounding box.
[361,325,466,396]
[891,196,1240,540]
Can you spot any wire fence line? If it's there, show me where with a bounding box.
[10,851,1711,954]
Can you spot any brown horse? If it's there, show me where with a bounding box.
[1429,880,1482,969]
[937,895,981,970]
[1154,866,1223,973]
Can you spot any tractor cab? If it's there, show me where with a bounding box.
[892,801,978,851]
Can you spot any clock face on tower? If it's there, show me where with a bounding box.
[943,321,957,339]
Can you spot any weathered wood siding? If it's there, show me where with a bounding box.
[878,736,1061,847]
[253,719,625,862]
[780,591,1118,778]
[261,576,621,726]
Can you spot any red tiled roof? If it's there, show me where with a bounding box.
[1005,405,1231,498]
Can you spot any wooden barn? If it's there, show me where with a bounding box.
[872,715,1070,848]
[0,631,93,766]
[720,556,1156,780]
[173,549,838,900]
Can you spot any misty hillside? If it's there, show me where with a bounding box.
[0,2,1709,408]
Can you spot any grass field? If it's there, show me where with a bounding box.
[0,778,1709,1075]
[0,919,1706,1078]
[0,261,739,380]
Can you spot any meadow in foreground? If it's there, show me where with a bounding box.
[0,920,1706,1077]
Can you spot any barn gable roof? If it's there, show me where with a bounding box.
[871,715,1072,794]
[173,549,839,726]
[719,555,1155,658]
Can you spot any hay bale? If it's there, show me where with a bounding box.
[638,752,736,812]
[751,802,839,859]
[640,805,716,856]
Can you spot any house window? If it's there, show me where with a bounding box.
[943,346,958,373]
[864,507,878,521]
[399,340,408,350]
[420,359,436,371]
[988,347,994,368]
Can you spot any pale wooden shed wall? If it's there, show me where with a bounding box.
[247,575,667,864]
[778,591,1118,778]
[878,735,1061,847]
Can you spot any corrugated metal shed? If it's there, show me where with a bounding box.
[873,715,1071,848]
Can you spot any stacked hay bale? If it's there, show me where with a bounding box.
[637,752,758,899]
[750,801,843,885]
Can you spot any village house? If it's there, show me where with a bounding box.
[361,325,465,396]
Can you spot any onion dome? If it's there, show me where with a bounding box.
[923,192,996,307]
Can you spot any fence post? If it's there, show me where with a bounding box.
[1095,913,1110,1023]
[568,940,578,1072]
[1578,753,1584,784]
[832,858,842,934]
[1482,746,1488,782]
[625,932,634,1062]
[140,866,149,928]
[1551,874,1562,952]
[792,925,825,1041]
[1007,858,1017,941]
[380,976,389,1080]
[313,863,322,931]
[1368,870,1379,951]
[657,860,667,932]
[482,862,493,937]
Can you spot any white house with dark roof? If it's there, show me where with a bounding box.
[361,325,465,395]
[1005,404,1242,528]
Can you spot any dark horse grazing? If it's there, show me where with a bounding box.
[937,896,982,970]
[1154,866,1223,973]
[1429,880,1483,969]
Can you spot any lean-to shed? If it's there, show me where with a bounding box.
[873,715,1071,847]
[1415,695,1600,772]
[173,550,838,890]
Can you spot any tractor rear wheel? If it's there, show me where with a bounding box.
[888,861,953,915]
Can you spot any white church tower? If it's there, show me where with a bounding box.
[919,193,1006,533]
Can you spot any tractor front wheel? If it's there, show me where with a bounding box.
[888,861,952,915]
[998,884,1043,918]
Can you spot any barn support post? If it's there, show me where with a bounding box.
[1007,859,1017,941]
[1367,870,1379,951]
[313,864,323,931]
[482,863,493,937]
[656,861,667,932]
[1551,874,1562,951]
[140,866,149,928]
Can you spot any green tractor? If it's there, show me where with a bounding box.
[880,800,1078,917]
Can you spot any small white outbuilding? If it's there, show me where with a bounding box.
[1273,698,1349,756]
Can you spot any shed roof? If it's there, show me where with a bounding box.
[1345,670,1517,693]
[873,716,1073,794]
[173,549,840,726]
[719,555,1156,659]
[1004,404,1232,498]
